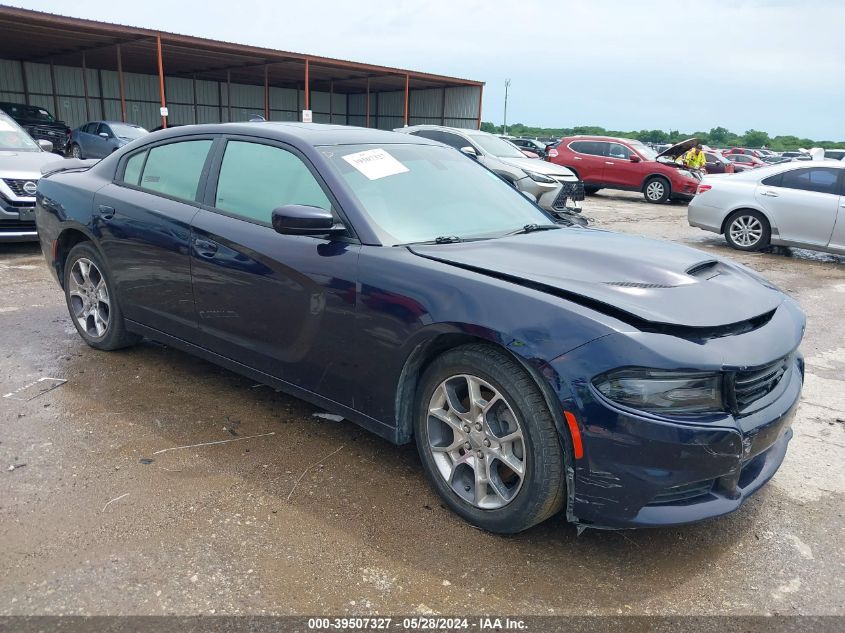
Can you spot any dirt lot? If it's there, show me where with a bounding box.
[1,191,843,616]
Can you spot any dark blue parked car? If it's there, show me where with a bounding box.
[68,120,148,159]
[35,123,804,533]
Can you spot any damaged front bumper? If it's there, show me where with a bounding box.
[549,300,804,529]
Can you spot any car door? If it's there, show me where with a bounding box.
[189,137,360,406]
[87,123,111,158]
[566,141,605,183]
[826,175,845,252]
[755,167,842,246]
[599,141,642,188]
[94,136,215,341]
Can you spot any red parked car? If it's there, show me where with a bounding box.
[724,153,767,169]
[703,150,735,174]
[547,136,701,203]
[722,147,764,159]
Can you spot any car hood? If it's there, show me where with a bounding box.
[656,137,699,159]
[0,150,65,176]
[498,156,576,178]
[408,229,783,328]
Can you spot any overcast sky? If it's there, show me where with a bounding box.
[9,0,844,140]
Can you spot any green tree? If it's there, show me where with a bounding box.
[742,129,771,148]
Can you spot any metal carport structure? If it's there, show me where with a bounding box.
[0,5,484,132]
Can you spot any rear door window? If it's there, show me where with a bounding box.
[439,132,472,150]
[778,167,841,195]
[134,140,213,201]
[213,140,332,224]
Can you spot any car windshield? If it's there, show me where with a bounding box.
[629,141,658,160]
[0,114,40,152]
[320,144,554,245]
[110,123,148,139]
[3,104,55,123]
[466,133,526,159]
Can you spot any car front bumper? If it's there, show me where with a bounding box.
[548,300,804,529]
[0,196,38,242]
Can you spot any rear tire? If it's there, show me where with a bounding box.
[69,143,82,159]
[643,177,670,203]
[724,210,771,251]
[64,242,141,351]
[414,344,566,534]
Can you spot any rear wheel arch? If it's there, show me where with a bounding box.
[55,228,97,288]
[720,206,774,235]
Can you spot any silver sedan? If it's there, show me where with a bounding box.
[688,161,845,254]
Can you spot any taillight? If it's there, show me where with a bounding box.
[548,148,558,158]
[696,184,712,195]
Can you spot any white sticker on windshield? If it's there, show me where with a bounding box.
[342,148,409,180]
[39,109,49,115]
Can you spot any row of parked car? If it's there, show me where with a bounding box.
[0,102,149,159]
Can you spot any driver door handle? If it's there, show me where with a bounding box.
[194,238,218,257]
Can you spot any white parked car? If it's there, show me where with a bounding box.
[688,162,845,254]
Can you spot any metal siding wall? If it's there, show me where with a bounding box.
[311,91,330,114]
[0,92,25,103]
[102,100,122,122]
[87,69,101,97]
[54,65,84,96]
[196,105,222,124]
[331,92,347,124]
[123,71,159,101]
[100,70,120,99]
[409,117,442,126]
[444,118,476,129]
[165,76,194,104]
[444,86,479,119]
[168,104,195,125]
[378,90,403,116]
[23,62,52,95]
[410,88,441,118]
[125,101,159,131]
[269,86,298,112]
[347,93,366,116]
[0,59,24,91]
[269,110,298,122]
[195,80,220,106]
[230,83,263,108]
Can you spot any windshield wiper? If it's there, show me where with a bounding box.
[396,235,465,247]
[504,224,561,237]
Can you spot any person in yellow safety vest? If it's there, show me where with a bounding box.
[682,142,707,171]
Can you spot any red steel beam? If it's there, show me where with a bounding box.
[304,58,310,113]
[264,64,269,119]
[116,44,126,122]
[156,34,167,129]
[476,84,484,130]
[403,73,409,126]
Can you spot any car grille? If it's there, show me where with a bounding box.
[3,178,38,197]
[551,180,585,209]
[729,356,790,411]
[0,219,36,231]
[648,479,715,505]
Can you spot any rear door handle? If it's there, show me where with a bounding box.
[97,204,115,219]
[605,161,614,165]
[194,238,218,257]
[760,190,779,197]
[573,156,582,160]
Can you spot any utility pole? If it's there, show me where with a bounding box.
[503,78,511,136]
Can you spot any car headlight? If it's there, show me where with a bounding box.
[524,170,557,184]
[592,368,724,414]
[677,169,695,178]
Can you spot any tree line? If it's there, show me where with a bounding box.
[480,122,844,151]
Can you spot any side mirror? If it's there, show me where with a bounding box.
[37,139,53,153]
[460,146,479,159]
[271,204,345,236]
[629,154,641,163]
[99,132,110,138]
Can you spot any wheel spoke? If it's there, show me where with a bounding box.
[494,450,525,477]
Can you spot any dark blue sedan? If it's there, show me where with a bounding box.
[35,123,805,532]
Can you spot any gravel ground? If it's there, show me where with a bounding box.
[0,191,843,616]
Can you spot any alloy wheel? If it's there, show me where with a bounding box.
[426,374,526,509]
[645,181,665,201]
[71,144,80,158]
[729,215,763,247]
[68,258,110,338]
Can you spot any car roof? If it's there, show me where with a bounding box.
[144,122,443,147]
[562,135,643,143]
[402,124,489,137]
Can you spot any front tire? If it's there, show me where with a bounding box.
[414,344,566,533]
[724,210,771,251]
[69,143,82,159]
[583,185,601,195]
[64,242,140,350]
[643,176,670,203]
